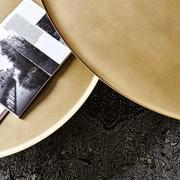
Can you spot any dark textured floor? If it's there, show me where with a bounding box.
[0,81,180,180]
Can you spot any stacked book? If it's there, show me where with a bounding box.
[0,0,71,120]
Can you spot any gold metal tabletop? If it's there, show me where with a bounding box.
[43,0,180,120]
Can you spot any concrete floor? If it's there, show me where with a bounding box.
[0,81,179,180]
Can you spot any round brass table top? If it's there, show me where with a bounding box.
[43,0,180,120]
[0,0,98,158]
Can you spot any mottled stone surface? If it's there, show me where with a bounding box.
[0,81,180,180]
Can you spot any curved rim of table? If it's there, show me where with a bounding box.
[43,0,180,121]
[0,76,98,158]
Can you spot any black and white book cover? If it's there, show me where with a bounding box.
[0,0,71,117]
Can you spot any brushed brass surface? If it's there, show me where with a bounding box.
[43,0,180,120]
[0,0,97,157]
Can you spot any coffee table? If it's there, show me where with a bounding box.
[43,0,180,120]
[0,0,98,158]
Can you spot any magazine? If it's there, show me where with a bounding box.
[0,0,71,117]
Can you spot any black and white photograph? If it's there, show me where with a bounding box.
[0,28,50,117]
[37,14,67,46]
[7,32,60,76]
[4,13,70,67]
[2,0,71,68]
